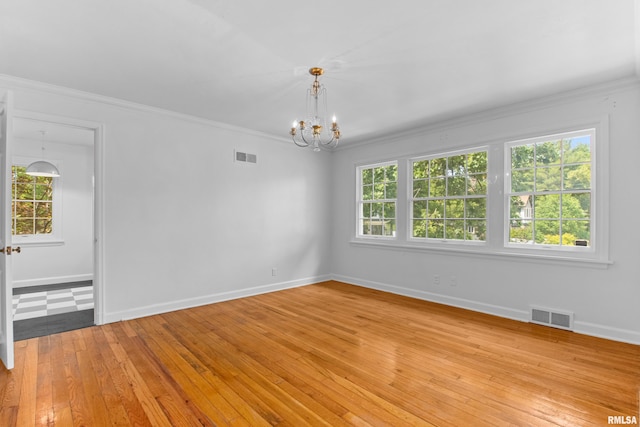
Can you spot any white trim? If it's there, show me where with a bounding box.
[0,74,290,145]
[104,275,331,323]
[332,274,640,345]
[12,273,93,288]
[337,77,639,150]
[10,109,106,326]
[348,239,612,269]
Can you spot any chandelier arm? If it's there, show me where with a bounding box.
[292,135,309,148]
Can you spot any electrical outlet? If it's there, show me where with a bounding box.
[433,274,440,285]
[450,276,457,286]
[272,267,277,277]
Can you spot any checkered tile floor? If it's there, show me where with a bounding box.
[12,286,94,321]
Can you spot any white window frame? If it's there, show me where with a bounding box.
[356,160,398,239]
[351,118,610,267]
[11,156,63,246]
[409,147,488,245]
[504,128,597,257]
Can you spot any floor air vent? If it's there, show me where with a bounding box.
[530,306,574,331]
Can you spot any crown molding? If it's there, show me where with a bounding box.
[0,73,290,145]
[339,76,640,152]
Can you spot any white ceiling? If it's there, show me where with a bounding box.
[0,0,637,146]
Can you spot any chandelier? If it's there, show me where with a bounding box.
[290,67,341,151]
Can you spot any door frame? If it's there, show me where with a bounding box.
[12,109,105,327]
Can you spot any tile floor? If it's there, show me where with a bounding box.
[12,286,94,321]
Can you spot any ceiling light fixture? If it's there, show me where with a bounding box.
[290,67,341,152]
[26,131,60,178]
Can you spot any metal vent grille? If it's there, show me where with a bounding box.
[530,306,574,331]
[235,150,257,164]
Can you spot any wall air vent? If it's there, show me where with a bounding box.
[530,306,574,331]
[235,150,257,164]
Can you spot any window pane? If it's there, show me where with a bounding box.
[510,195,532,220]
[430,158,446,176]
[468,151,487,173]
[358,162,398,238]
[562,193,589,219]
[512,145,534,169]
[510,222,532,243]
[371,203,384,218]
[16,183,33,200]
[413,160,428,178]
[467,174,487,195]
[362,185,373,200]
[374,183,385,199]
[15,219,34,235]
[563,135,591,163]
[430,178,445,197]
[361,203,371,219]
[14,201,33,218]
[534,194,560,218]
[385,182,397,199]
[428,220,444,238]
[35,202,52,217]
[361,219,371,235]
[563,220,590,245]
[35,219,52,234]
[535,166,562,191]
[374,167,385,183]
[563,164,591,190]
[410,151,486,242]
[413,220,427,238]
[447,176,466,196]
[536,140,562,165]
[413,201,427,219]
[384,220,396,236]
[362,168,373,185]
[383,202,396,219]
[385,165,397,181]
[511,169,534,192]
[534,220,559,244]
[448,155,466,175]
[445,199,464,218]
[466,220,486,241]
[413,180,427,198]
[466,198,486,219]
[445,219,465,240]
[427,200,444,218]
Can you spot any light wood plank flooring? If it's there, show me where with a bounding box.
[1,281,638,426]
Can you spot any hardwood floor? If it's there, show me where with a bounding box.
[1,281,638,426]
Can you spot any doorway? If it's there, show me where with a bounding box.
[10,115,101,340]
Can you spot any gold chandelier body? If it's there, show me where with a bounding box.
[290,67,341,151]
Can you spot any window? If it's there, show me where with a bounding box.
[357,162,397,237]
[506,129,594,249]
[12,165,54,235]
[410,150,487,241]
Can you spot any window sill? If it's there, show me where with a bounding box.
[349,238,612,269]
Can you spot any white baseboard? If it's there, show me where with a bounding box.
[13,274,94,288]
[103,274,332,324]
[331,274,640,346]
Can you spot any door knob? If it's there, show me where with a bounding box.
[0,246,20,255]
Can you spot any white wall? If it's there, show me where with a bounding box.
[330,80,640,344]
[12,137,94,287]
[1,77,333,323]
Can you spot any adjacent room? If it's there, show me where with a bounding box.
[0,1,638,425]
